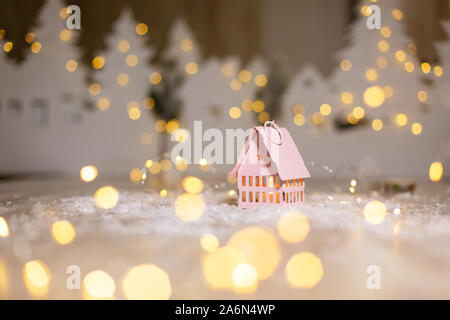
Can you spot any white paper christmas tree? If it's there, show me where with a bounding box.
[281,63,332,134]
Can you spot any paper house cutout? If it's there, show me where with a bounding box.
[230,121,310,208]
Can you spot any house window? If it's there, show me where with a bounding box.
[269,192,274,203]
[242,191,246,202]
[242,176,246,186]
[276,176,280,188]
[301,191,303,201]
[255,176,260,187]
[262,192,266,202]
[269,176,274,188]
[255,192,259,203]
[300,178,304,187]
[276,192,280,203]
[286,192,289,203]
[262,176,267,187]
[249,176,253,187]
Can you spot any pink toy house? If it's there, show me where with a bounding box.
[229,121,310,208]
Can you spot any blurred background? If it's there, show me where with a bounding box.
[0,0,449,181]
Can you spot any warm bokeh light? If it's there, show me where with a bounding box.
[0,217,9,238]
[383,86,394,98]
[395,113,408,126]
[31,42,42,54]
[51,220,76,245]
[380,26,391,38]
[363,85,385,107]
[392,8,403,20]
[365,68,378,81]
[228,227,280,280]
[200,233,220,253]
[312,112,325,125]
[378,40,389,52]
[417,90,427,102]
[159,189,168,197]
[59,29,72,42]
[372,119,383,131]
[278,211,310,243]
[116,73,130,86]
[23,260,51,297]
[230,79,243,91]
[149,72,162,85]
[97,97,111,111]
[376,56,388,69]
[143,97,155,110]
[136,23,149,35]
[92,56,105,69]
[128,107,141,120]
[258,112,270,123]
[253,100,265,112]
[155,119,166,132]
[0,259,8,298]
[241,99,253,111]
[3,41,13,53]
[80,165,98,182]
[341,92,353,104]
[161,159,173,171]
[203,246,246,289]
[320,103,332,116]
[363,200,387,224]
[429,161,443,182]
[117,40,130,52]
[294,114,306,126]
[411,122,422,135]
[130,168,142,182]
[126,54,138,67]
[185,62,198,75]
[83,270,116,299]
[221,63,234,76]
[434,65,443,77]
[66,59,78,72]
[395,50,406,62]
[238,70,252,83]
[149,161,161,174]
[286,252,323,289]
[175,193,205,221]
[254,74,268,87]
[25,32,35,43]
[122,264,172,300]
[182,176,203,194]
[232,263,258,290]
[421,62,431,74]
[404,61,414,72]
[352,106,365,119]
[340,59,352,71]
[180,38,193,51]
[292,104,304,114]
[228,106,242,119]
[89,83,102,96]
[94,186,119,210]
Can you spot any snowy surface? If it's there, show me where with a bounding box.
[0,178,449,299]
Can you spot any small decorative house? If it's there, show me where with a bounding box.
[229,121,310,208]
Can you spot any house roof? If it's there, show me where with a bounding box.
[229,125,310,180]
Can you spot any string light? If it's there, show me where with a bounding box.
[116,73,129,86]
[411,122,422,135]
[252,100,265,112]
[429,161,443,182]
[404,61,414,72]
[228,106,242,119]
[230,79,242,91]
[395,113,408,126]
[363,86,385,107]
[433,66,443,77]
[3,41,13,53]
[372,119,383,131]
[352,106,365,119]
[417,90,427,102]
[185,62,198,75]
[126,54,138,67]
[149,72,162,85]
[254,74,268,87]
[117,40,130,52]
[180,38,193,51]
[421,62,431,74]
[80,165,98,182]
[92,56,105,69]
[238,70,252,83]
[341,92,353,104]
[136,23,148,36]
[319,103,332,116]
[340,59,352,71]
[97,97,111,111]
[59,29,71,42]
[395,50,406,62]
[31,42,42,54]
[65,59,78,72]
[25,32,35,43]
[89,83,102,96]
